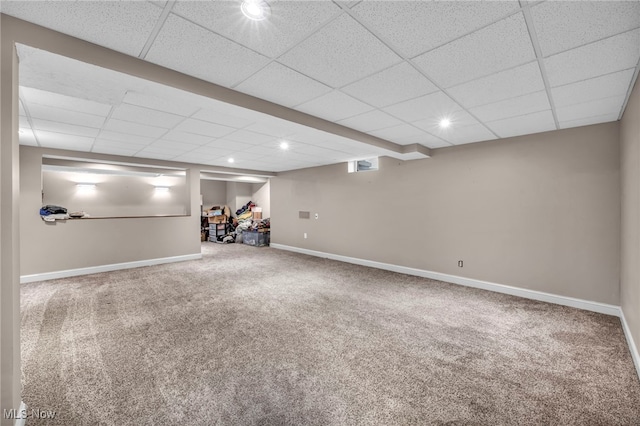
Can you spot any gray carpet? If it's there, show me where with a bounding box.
[21,243,640,425]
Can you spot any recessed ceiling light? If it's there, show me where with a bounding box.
[228,158,235,164]
[439,118,451,128]
[241,0,271,21]
[280,141,289,150]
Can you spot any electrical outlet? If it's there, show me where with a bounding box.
[315,213,319,220]
[304,233,307,239]
[458,260,463,267]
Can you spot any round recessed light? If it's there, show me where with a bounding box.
[280,141,289,150]
[241,0,271,21]
[228,158,235,164]
[439,118,451,128]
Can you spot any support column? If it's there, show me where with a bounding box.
[0,19,22,426]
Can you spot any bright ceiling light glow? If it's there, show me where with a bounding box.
[280,141,289,150]
[241,0,271,21]
[228,158,235,164]
[439,118,451,128]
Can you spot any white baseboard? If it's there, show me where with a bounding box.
[270,244,621,317]
[14,401,26,426]
[620,309,640,382]
[20,253,202,284]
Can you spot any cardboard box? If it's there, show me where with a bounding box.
[208,215,228,224]
[252,212,262,220]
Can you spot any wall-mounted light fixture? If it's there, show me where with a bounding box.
[76,183,96,190]
[154,186,170,193]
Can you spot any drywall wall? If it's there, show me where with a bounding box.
[252,180,271,219]
[201,179,227,210]
[226,181,253,214]
[621,79,640,356]
[271,122,621,305]
[0,38,21,426]
[43,170,189,217]
[20,146,202,276]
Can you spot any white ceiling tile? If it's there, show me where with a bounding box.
[173,153,220,163]
[469,91,551,122]
[35,130,95,151]
[555,95,626,123]
[337,110,405,133]
[412,13,535,88]
[173,118,235,138]
[420,139,453,150]
[447,61,545,109]
[27,103,107,129]
[191,108,254,129]
[224,151,267,162]
[31,119,101,138]
[136,145,186,156]
[103,119,167,138]
[205,139,255,152]
[92,145,140,157]
[351,1,519,57]
[225,130,276,146]
[559,113,620,130]
[21,87,112,116]
[2,1,163,56]
[295,91,374,122]
[437,123,497,145]
[244,145,281,156]
[92,139,148,152]
[384,91,466,124]
[545,29,640,87]
[531,1,640,57]
[134,152,176,161]
[149,140,200,151]
[146,14,271,87]
[235,62,332,108]
[278,14,401,87]
[192,145,237,157]
[172,1,342,58]
[552,69,636,108]
[96,131,156,146]
[369,124,446,147]
[19,100,26,116]
[19,116,30,128]
[122,91,200,117]
[342,62,439,108]
[161,130,213,146]
[411,110,478,136]
[485,110,556,139]
[111,104,185,129]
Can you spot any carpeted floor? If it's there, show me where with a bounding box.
[20,242,640,425]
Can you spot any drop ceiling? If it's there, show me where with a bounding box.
[3,0,640,173]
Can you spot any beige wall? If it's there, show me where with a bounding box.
[1,37,21,425]
[201,179,227,210]
[226,181,253,215]
[272,123,621,305]
[20,146,202,276]
[252,181,271,219]
[621,79,640,357]
[43,170,189,217]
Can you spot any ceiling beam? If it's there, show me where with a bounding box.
[1,13,429,160]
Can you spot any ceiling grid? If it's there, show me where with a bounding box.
[2,0,638,172]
